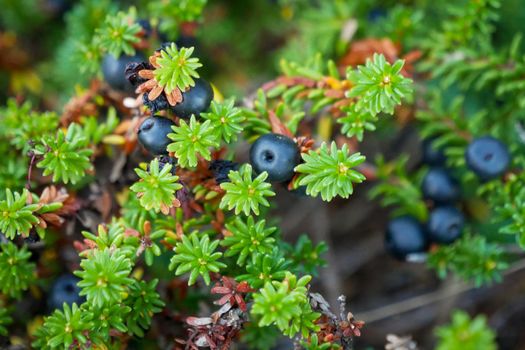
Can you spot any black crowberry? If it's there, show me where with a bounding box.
[143,92,170,114]
[48,274,84,311]
[137,116,175,155]
[125,61,152,88]
[465,136,511,181]
[171,78,214,118]
[426,206,464,244]
[421,168,460,203]
[422,138,446,166]
[209,160,239,184]
[102,54,144,93]
[249,133,300,182]
[385,216,428,260]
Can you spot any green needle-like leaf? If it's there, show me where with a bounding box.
[167,116,220,168]
[222,216,277,265]
[130,158,182,213]
[34,124,94,185]
[0,189,39,239]
[96,9,141,57]
[169,231,226,285]
[0,242,35,299]
[220,164,275,216]
[75,249,133,307]
[348,53,413,116]
[201,99,245,143]
[295,142,366,201]
[154,43,202,93]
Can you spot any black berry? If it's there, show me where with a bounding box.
[426,206,464,244]
[422,138,446,166]
[102,54,144,93]
[465,136,511,181]
[385,216,428,260]
[125,61,152,88]
[143,92,170,114]
[249,133,300,182]
[48,274,84,311]
[421,168,460,203]
[209,160,239,184]
[137,116,175,155]
[171,78,213,118]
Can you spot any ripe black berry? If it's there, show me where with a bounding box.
[102,54,144,93]
[427,206,464,244]
[171,78,213,118]
[422,138,446,166]
[421,168,460,203]
[385,216,428,260]
[137,116,175,155]
[209,160,239,184]
[48,274,84,311]
[465,136,511,181]
[249,133,300,182]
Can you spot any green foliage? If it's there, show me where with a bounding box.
[0,242,35,298]
[86,303,130,342]
[220,164,275,216]
[489,173,525,247]
[130,158,182,213]
[0,189,39,239]
[125,279,165,337]
[369,155,428,221]
[295,142,366,201]
[167,116,219,168]
[241,323,280,350]
[338,105,377,141]
[237,249,290,288]
[301,333,334,350]
[435,311,496,350]
[154,44,203,93]
[201,99,245,143]
[428,234,508,286]
[285,234,328,276]
[252,273,319,338]
[348,53,413,116]
[169,231,226,285]
[0,303,12,336]
[96,9,141,57]
[222,216,277,265]
[149,0,207,39]
[80,107,119,144]
[75,248,134,307]
[32,303,91,350]
[34,123,94,184]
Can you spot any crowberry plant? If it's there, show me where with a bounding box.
[1,0,524,349]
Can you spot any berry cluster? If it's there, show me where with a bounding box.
[385,136,511,260]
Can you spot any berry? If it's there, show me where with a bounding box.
[137,116,175,155]
[385,216,428,260]
[422,138,446,166]
[249,133,300,182]
[143,92,170,114]
[125,61,152,88]
[209,160,239,184]
[102,54,144,93]
[48,274,84,311]
[137,19,153,38]
[421,168,460,203]
[171,78,214,118]
[427,206,464,244]
[465,136,511,181]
